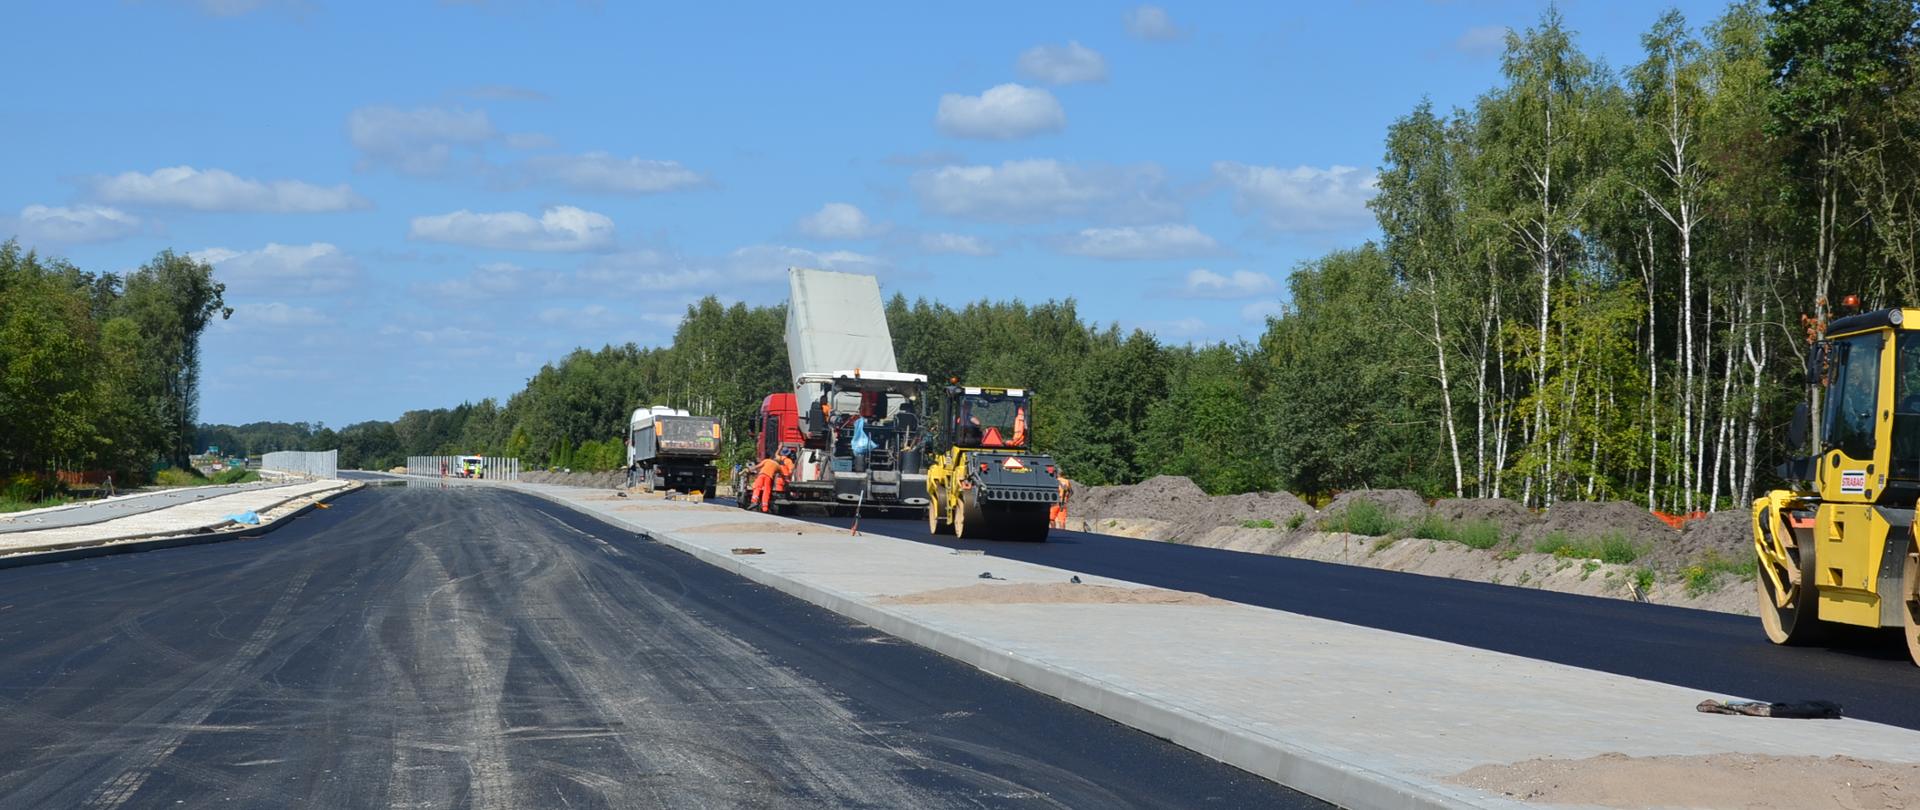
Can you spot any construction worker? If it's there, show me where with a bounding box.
[1011,406,1027,446]
[1050,475,1074,530]
[774,448,796,502]
[750,454,780,512]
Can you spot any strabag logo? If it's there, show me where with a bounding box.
[1840,470,1867,494]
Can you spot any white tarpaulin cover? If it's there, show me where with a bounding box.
[786,268,899,408]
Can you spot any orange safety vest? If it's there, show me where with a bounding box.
[1012,407,1027,446]
[775,456,794,491]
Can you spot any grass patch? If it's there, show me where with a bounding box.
[1680,552,1758,596]
[1241,518,1277,529]
[1533,530,1643,565]
[1632,568,1656,593]
[1320,500,1398,537]
[1402,514,1504,550]
[211,468,260,485]
[154,467,208,488]
[1370,536,1397,555]
[1496,548,1521,562]
[0,495,77,513]
[1284,512,1307,530]
[1580,560,1601,581]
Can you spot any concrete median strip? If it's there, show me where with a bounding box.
[0,480,359,567]
[497,480,1920,810]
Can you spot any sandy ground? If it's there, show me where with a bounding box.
[879,582,1227,607]
[1449,752,1920,809]
[681,521,845,535]
[1072,476,1762,616]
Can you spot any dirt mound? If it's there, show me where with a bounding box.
[1449,752,1920,810]
[1323,489,1429,523]
[878,582,1226,606]
[520,470,628,489]
[1431,498,1535,538]
[1522,500,1674,547]
[1075,476,1210,520]
[1640,508,1752,571]
[1207,491,1315,529]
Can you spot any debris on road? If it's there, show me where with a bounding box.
[730,547,765,555]
[1696,699,1843,719]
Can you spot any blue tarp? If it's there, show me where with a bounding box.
[224,512,261,525]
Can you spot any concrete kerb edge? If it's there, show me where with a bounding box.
[0,483,363,570]
[512,484,1501,810]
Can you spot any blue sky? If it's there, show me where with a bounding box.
[4,1,1728,426]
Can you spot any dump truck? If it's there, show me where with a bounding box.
[741,268,930,515]
[925,383,1060,541]
[1753,307,1920,666]
[627,405,721,498]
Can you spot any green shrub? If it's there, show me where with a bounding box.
[1241,518,1277,529]
[1632,568,1656,593]
[1533,531,1643,565]
[1681,552,1758,596]
[1402,514,1452,542]
[154,467,207,487]
[211,468,260,485]
[1322,500,1398,537]
[1285,512,1307,530]
[1453,520,1503,550]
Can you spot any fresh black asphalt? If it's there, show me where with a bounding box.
[766,500,1920,731]
[0,485,1320,809]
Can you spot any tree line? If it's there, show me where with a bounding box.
[203,0,1920,511]
[1,240,228,495]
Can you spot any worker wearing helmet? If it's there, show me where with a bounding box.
[774,448,796,502]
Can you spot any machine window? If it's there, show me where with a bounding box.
[1894,334,1920,478]
[1827,333,1882,461]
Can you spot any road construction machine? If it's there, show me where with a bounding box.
[627,405,721,498]
[925,383,1060,541]
[1754,307,1920,666]
[741,268,931,515]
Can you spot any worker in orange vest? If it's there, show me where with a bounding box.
[750,454,781,512]
[1012,406,1027,446]
[774,448,796,501]
[1050,475,1073,529]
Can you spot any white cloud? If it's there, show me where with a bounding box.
[1178,269,1277,299]
[408,206,615,252]
[347,105,494,174]
[504,132,557,149]
[229,301,334,328]
[1213,162,1379,232]
[1240,300,1285,322]
[414,261,553,301]
[1125,5,1184,41]
[919,232,994,256]
[936,83,1066,140]
[1455,25,1508,58]
[1059,224,1218,260]
[537,304,619,329]
[519,152,706,194]
[92,166,367,213]
[911,159,1176,224]
[194,242,361,295]
[797,202,884,240]
[570,244,883,300]
[13,204,141,243]
[1017,41,1109,85]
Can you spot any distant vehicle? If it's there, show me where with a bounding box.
[459,455,483,478]
[628,405,721,498]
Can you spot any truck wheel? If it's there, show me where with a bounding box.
[928,488,952,536]
[954,490,985,539]
[1902,537,1919,667]
[1757,506,1826,646]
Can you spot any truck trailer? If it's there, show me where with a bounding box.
[627,405,721,498]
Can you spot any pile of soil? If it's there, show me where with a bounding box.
[1430,497,1536,542]
[1205,491,1316,530]
[519,470,629,489]
[1074,475,1211,520]
[878,582,1226,607]
[1322,489,1429,525]
[1641,509,1752,571]
[1521,500,1675,548]
[1449,752,1920,810]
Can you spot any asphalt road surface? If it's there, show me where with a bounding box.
[0,485,1319,809]
[759,500,1920,731]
